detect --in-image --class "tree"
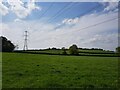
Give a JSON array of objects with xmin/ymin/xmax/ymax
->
[
  {"xmin": 62, "ymin": 47, "xmax": 67, "ymax": 55},
  {"xmin": 116, "ymin": 46, "xmax": 120, "ymax": 53},
  {"xmin": 69, "ymin": 44, "xmax": 79, "ymax": 55},
  {"xmin": 0, "ymin": 36, "xmax": 15, "ymax": 52},
  {"xmin": 52, "ymin": 47, "xmax": 56, "ymax": 50}
]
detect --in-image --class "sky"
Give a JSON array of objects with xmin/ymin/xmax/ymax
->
[{"xmin": 0, "ymin": 0, "xmax": 119, "ymax": 51}]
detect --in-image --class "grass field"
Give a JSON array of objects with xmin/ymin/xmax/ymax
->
[
  {"xmin": 2, "ymin": 52, "xmax": 118, "ymax": 88},
  {"xmin": 0, "ymin": 53, "xmax": 2, "ymax": 89}
]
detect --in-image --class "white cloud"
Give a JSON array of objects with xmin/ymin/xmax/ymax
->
[
  {"xmin": 8, "ymin": 0, "xmax": 41, "ymax": 18},
  {"xmin": 102, "ymin": 0, "xmax": 119, "ymax": 2},
  {"xmin": 0, "ymin": 0, "xmax": 41, "ymax": 18},
  {"xmin": 83, "ymin": 34, "xmax": 118, "ymax": 49},
  {"xmin": 1, "ymin": 9, "xmax": 118, "ymax": 51},
  {"xmin": 62, "ymin": 17, "xmax": 79, "ymax": 25},
  {"xmin": 1, "ymin": 1, "xmax": 118, "ymax": 51},
  {"xmin": 61, "ymin": 12, "xmax": 118, "ymax": 33},
  {"xmin": 0, "ymin": 1, "xmax": 9, "ymax": 15},
  {"xmin": 104, "ymin": 2, "xmax": 118, "ymax": 12},
  {"xmin": 14, "ymin": 18, "xmax": 22, "ymax": 22}
]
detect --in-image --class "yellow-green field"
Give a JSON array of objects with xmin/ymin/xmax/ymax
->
[{"xmin": 2, "ymin": 52, "xmax": 118, "ymax": 89}]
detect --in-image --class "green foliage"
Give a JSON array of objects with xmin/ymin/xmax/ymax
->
[
  {"xmin": 116, "ymin": 46, "xmax": 120, "ymax": 53},
  {"xmin": 0, "ymin": 36, "xmax": 15, "ymax": 52},
  {"xmin": 24, "ymin": 49, "xmax": 117, "ymax": 57},
  {"xmin": 62, "ymin": 47, "xmax": 67, "ymax": 55},
  {"xmin": 2, "ymin": 53, "xmax": 118, "ymax": 88},
  {"xmin": 69, "ymin": 44, "xmax": 79, "ymax": 55}
]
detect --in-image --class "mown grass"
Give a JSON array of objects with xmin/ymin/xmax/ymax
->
[{"xmin": 2, "ymin": 52, "xmax": 118, "ymax": 88}]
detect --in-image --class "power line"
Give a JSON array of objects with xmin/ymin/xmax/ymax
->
[
  {"xmin": 77, "ymin": 17, "xmax": 119, "ymax": 31},
  {"xmin": 49, "ymin": 2, "xmax": 102, "ymax": 24},
  {"xmin": 48, "ymin": 2, "xmax": 78, "ymax": 21},
  {"xmin": 39, "ymin": 3, "xmax": 54, "ymax": 21},
  {"xmin": 76, "ymin": 3, "xmax": 101, "ymax": 18},
  {"xmin": 46, "ymin": 2, "xmax": 75, "ymax": 23},
  {"xmin": 47, "ymin": 17, "xmax": 119, "ymax": 38},
  {"xmin": 38, "ymin": 17, "xmax": 119, "ymax": 42},
  {"xmin": 58, "ymin": 17, "xmax": 119, "ymax": 36},
  {"xmin": 54, "ymin": 3, "xmax": 102, "ymax": 29},
  {"xmin": 38, "ymin": 2, "xmax": 102, "ymax": 30},
  {"xmin": 31, "ymin": 2, "xmax": 76, "ymax": 32}
]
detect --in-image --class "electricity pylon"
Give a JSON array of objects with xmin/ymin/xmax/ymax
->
[{"xmin": 23, "ymin": 31, "xmax": 28, "ymax": 51}]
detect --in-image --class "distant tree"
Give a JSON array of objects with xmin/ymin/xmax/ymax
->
[
  {"xmin": 69, "ymin": 44, "xmax": 79, "ymax": 55},
  {"xmin": 48, "ymin": 48, "xmax": 51, "ymax": 50},
  {"xmin": 91, "ymin": 48, "xmax": 103, "ymax": 51},
  {"xmin": 0, "ymin": 36, "xmax": 15, "ymax": 52},
  {"xmin": 116, "ymin": 46, "xmax": 120, "ymax": 53},
  {"xmin": 0, "ymin": 37, "xmax": 1, "ymax": 52},
  {"xmin": 62, "ymin": 47, "xmax": 67, "ymax": 55},
  {"xmin": 52, "ymin": 47, "xmax": 56, "ymax": 50}
]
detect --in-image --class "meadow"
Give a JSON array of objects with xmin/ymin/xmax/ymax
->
[{"xmin": 2, "ymin": 52, "xmax": 118, "ymax": 89}]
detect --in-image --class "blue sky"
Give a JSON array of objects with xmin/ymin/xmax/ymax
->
[
  {"xmin": 2, "ymin": 2, "xmax": 104, "ymax": 23},
  {"xmin": 0, "ymin": 1, "xmax": 119, "ymax": 51}
]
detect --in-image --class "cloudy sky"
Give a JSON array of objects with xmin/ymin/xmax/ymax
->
[{"xmin": 0, "ymin": 0, "xmax": 119, "ymax": 51}]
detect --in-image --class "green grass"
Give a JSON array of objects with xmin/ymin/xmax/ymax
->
[
  {"xmin": 2, "ymin": 52, "xmax": 118, "ymax": 88},
  {"xmin": 0, "ymin": 53, "xmax": 2, "ymax": 89}
]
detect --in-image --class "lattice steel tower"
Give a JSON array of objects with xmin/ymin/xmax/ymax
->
[{"xmin": 23, "ymin": 31, "xmax": 28, "ymax": 50}]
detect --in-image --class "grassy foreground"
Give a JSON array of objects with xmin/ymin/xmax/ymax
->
[
  {"xmin": 2, "ymin": 53, "xmax": 118, "ymax": 88},
  {"xmin": 0, "ymin": 53, "xmax": 2, "ymax": 89}
]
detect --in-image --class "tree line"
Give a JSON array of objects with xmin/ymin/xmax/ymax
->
[
  {"xmin": 0, "ymin": 36, "xmax": 15, "ymax": 52},
  {"xmin": 1, "ymin": 36, "xmax": 120, "ymax": 54}
]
